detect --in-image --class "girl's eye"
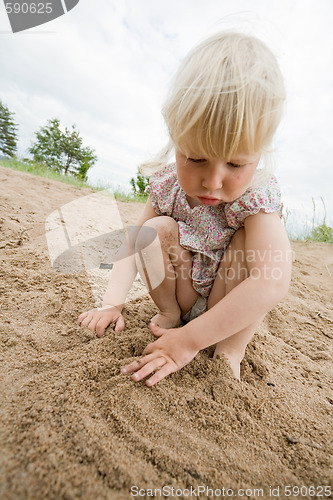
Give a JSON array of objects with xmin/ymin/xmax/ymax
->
[
  {"xmin": 188, "ymin": 158, "xmax": 206, "ymax": 164},
  {"xmin": 227, "ymin": 162, "xmax": 243, "ymax": 168}
]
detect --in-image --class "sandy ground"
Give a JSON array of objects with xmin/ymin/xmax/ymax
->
[{"xmin": 0, "ymin": 165, "xmax": 332, "ymax": 500}]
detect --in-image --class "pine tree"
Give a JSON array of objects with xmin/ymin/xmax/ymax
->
[{"xmin": 0, "ymin": 100, "xmax": 18, "ymax": 157}]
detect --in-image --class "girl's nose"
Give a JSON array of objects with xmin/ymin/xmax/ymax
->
[{"xmin": 202, "ymin": 166, "xmax": 224, "ymax": 191}]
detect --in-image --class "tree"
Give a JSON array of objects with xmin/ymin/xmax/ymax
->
[
  {"xmin": 29, "ymin": 118, "xmax": 97, "ymax": 181},
  {"xmin": 0, "ymin": 100, "xmax": 18, "ymax": 157},
  {"xmin": 130, "ymin": 168, "xmax": 150, "ymax": 196}
]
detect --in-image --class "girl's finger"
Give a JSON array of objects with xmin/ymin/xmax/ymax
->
[
  {"xmin": 121, "ymin": 353, "xmax": 157, "ymax": 374},
  {"xmin": 131, "ymin": 356, "xmax": 167, "ymax": 382},
  {"xmin": 95, "ymin": 317, "xmax": 107, "ymax": 337},
  {"xmin": 87, "ymin": 316, "xmax": 99, "ymax": 333},
  {"xmin": 114, "ymin": 315, "xmax": 125, "ymax": 333},
  {"xmin": 146, "ymin": 363, "xmax": 174, "ymax": 387},
  {"xmin": 142, "ymin": 342, "xmax": 155, "ymax": 356},
  {"xmin": 80, "ymin": 313, "xmax": 93, "ymax": 327},
  {"xmin": 142, "ymin": 338, "xmax": 164, "ymax": 356},
  {"xmin": 77, "ymin": 311, "xmax": 88, "ymax": 325}
]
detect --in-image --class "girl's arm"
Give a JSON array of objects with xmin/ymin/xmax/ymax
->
[
  {"xmin": 187, "ymin": 210, "xmax": 292, "ymax": 351},
  {"xmin": 78, "ymin": 195, "xmax": 159, "ymax": 336},
  {"xmin": 122, "ymin": 210, "xmax": 292, "ymax": 385},
  {"xmin": 102, "ymin": 195, "xmax": 159, "ymax": 309}
]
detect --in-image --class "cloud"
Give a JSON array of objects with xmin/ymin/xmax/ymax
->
[{"xmin": 0, "ymin": 0, "xmax": 332, "ymax": 227}]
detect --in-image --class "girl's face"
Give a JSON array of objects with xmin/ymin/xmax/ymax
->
[{"xmin": 175, "ymin": 150, "xmax": 261, "ymax": 207}]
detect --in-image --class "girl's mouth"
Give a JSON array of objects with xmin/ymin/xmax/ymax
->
[{"xmin": 197, "ymin": 196, "xmax": 221, "ymax": 206}]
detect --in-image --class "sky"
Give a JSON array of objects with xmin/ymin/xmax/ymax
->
[{"xmin": 1, "ymin": 0, "xmax": 332, "ymax": 236}]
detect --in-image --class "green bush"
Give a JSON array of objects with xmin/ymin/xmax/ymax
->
[
  {"xmin": 130, "ymin": 168, "xmax": 149, "ymax": 196},
  {"xmin": 307, "ymin": 223, "xmax": 333, "ymax": 243}
]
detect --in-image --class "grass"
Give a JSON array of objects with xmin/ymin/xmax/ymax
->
[
  {"xmin": 0, "ymin": 157, "xmax": 149, "ymax": 203},
  {"xmin": 306, "ymin": 223, "xmax": 333, "ymax": 243},
  {"xmin": 283, "ymin": 197, "xmax": 333, "ymax": 243},
  {"xmin": 1, "ymin": 157, "xmax": 331, "ymax": 243},
  {"xmin": 111, "ymin": 191, "xmax": 149, "ymax": 203},
  {"xmin": 303, "ymin": 198, "xmax": 333, "ymax": 243},
  {"xmin": 0, "ymin": 157, "xmax": 94, "ymax": 189}
]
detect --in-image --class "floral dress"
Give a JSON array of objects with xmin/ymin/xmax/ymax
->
[{"xmin": 149, "ymin": 163, "xmax": 283, "ymax": 297}]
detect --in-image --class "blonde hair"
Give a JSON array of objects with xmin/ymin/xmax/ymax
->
[{"xmin": 140, "ymin": 31, "xmax": 285, "ymax": 175}]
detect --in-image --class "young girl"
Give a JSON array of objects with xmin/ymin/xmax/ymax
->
[{"xmin": 78, "ymin": 31, "xmax": 292, "ymax": 386}]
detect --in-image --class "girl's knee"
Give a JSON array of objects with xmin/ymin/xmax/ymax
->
[
  {"xmin": 136, "ymin": 216, "xmax": 178, "ymax": 252},
  {"xmin": 143, "ymin": 216, "xmax": 176, "ymax": 232},
  {"xmin": 147, "ymin": 216, "xmax": 178, "ymax": 241}
]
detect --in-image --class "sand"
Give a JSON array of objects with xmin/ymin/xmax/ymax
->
[{"xmin": 0, "ymin": 165, "xmax": 332, "ymax": 500}]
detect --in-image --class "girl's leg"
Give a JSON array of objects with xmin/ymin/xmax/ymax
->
[
  {"xmin": 207, "ymin": 228, "xmax": 264, "ymax": 379},
  {"xmin": 135, "ymin": 216, "xmax": 199, "ymax": 329}
]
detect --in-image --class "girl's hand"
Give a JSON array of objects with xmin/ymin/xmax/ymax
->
[
  {"xmin": 121, "ymin": 323, "xmax": 199, "ymax": 386},
  {"xmin": 77, "ymin": 305, "xmax": 125, "ymax": 337}
]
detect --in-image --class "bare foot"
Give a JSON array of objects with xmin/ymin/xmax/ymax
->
[
  {"xmin": 213, "ymin": 348, "xmax": 242, "ymax": 380},
  {"xmin": 150, "ymin": 311, "xmax": 182, "ymax": 333}
]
